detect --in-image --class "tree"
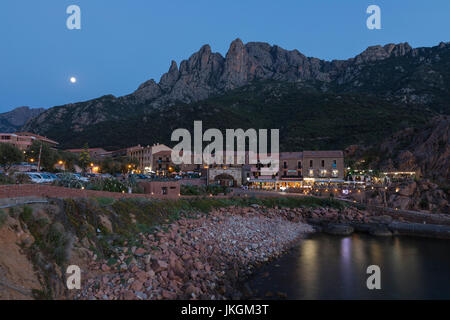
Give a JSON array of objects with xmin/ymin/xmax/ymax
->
[
  {"xmin": 120, "ymin": 156, "xmax": 139, "ymax": 174},
  {"xmin": 0, "ymin": 143, "xmax": 23, "ymax": 172},
  {"xmin": 78, "ymin": 143, "xmax": 91, "ymax": 173},
  {"xmin": 27, "ymin": 140, "xmax": 58, "ymax": 172},
  {"xmin": 59, "ymin": 151, "xmax": 78, "ymax": 172},
  {"xmin": 99, "ymin": 157, "xmax": 120, "ymax": 175}
]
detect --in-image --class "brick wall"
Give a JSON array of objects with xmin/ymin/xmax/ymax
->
[
  {"xmin": 179, "ymin": 178, "xmax": 207, "ymax": 186},
  {"xmin": 0, "ymin": 184, "xmax": 180, "ymax": 200},
  {"xmin": 138, "ymin": 181, "xmax": 180, "ymax": 197}
]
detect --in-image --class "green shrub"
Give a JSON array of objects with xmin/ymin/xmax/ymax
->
[
  {"xmin": 0, "ymin": 210, "xmax": 7, "ymax": 228},
  {"xmin": 14, "ymin": 173, "xmax": 31, "ymax": 184},
  {"xmin": 53, "ymin": 173, "xmax": 85, "ymax": 189},
  {"xmin": 20, "ymin": 206, "xmax": 33, "ymax": 224},
  {"xmin": 180, "ymin": 184, "xmax": 230, "ymax": 196},
  {"xmin": 86, "ymin": 178, "xmax": 127, "ymax": 193},
  {"xmin": 0, "ymin": 174, "xmax": 14, "ymax": 185},
  {"xmin": 46, "ymin": 224, "xmax": 69, "ymax": 265},
  {"xmin": 95, "ymin": 197, "xmax": 116, "ymax": 206}
]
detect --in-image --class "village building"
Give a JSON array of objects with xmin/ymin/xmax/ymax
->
[
  {"xmin": 125, "ymin": 142, "xmax": 345, "ymax": 190},
  {"xmin": 127, "ymin": 143, "xmax": 174, "ymax": 176},
  {"xmin": 247, "ymin": 150, "xmax": 344, "ymax": 190},
  {"xmin": 0, "ymin": 132, "xmax": 59, "ymax": 151}
]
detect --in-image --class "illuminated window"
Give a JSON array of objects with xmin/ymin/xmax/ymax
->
[
  {"xmin": 309, "ymin": 169, "xmax": 314, "ymax": 177},
  {"xmin": 332, "ymin": 169, "xmax": 338, "ymax": 177}
]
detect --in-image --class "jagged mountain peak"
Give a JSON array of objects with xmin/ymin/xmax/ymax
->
[
  {"xmin": 22, "ymin": 40, "xmax": 450, "ymax": 140},
  {"xmin": 352, "ymin": 42, "xmax": 413, "ymax": 64},
  {"xmin": 131, "ymin": 39, "xmax": 429, "ymax": 105}
]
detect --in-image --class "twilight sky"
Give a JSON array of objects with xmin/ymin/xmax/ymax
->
[{"xmin": 0, "ymin": 0, "xmax": 449, "ymax": 113}]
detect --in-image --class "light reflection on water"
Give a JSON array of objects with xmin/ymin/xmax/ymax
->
[{"xmin": 248, "ymin": 233, "xmax": 450, "ymax": 299}]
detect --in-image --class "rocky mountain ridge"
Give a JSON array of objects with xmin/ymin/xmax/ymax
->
[
  {"xmin": 0, "ymin": 106, "xmax": 44, "ymax": 133},
  {"xmin": 23, "ymin": 39, "xmax": 450, "ymax": 133}
]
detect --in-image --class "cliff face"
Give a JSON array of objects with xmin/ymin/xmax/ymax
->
[
  {"xmin": 22, "ymin": 39, "xmax": 450, "ymax": 136},
  {"xmin": 379, "ymin": 116, "xmax": 450, "ymax": 183},
  {"xmin": 127, "ymin": 40, "xmax": 433, "ymax": 106},
  {"xmin": 0, "ymin": 107, "xmax": 44, "ymax": 133}
]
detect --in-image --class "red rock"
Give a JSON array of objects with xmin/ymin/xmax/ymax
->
[
  {"xmin": 135, "ymin": 247, "xmax": 146, "ymax": 256},
  {"xmin": 101, "ymin": 264, "xmax": 110, "ymax": 272},
  {"xmin": 123, "ymin": 290, "xmax": 135, "ymax": 300},
  {"xmin": 135, "ymin": 271, "xmax": 147, "ymax": 282},
  {"xmin": 151, "ymin": 259, "xmax": 168, "ymax": 273},
  {"xmin": 181, "ymin": 254, "xmax": 190, "ymax": 261},
  {"xmin": 174, "ymin": 261, "xmax": 185, "ymax": 275},
  {"xmin": 162, "ymin": 290, "xmax": 176, "ymax": 299},
  {"xmin": 131, "ymin": 280, "xmax": 143, "ymax": 292},
  {"xmin": 185, "ymin": 285, "xmax": 198, "ymax": 296},
  {"xmin": 131, "ymin": 265, "xmax": 139, "ymax": 273}
]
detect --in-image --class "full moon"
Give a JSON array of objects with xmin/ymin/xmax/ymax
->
[{"xmin": 70, "ymin": 77, "xmax": 77, "ymax": 83}]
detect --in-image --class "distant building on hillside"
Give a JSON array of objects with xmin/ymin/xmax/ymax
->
[
  {"xmin": 0, "ymin": 132, "xmax": 58, "ymax": 150},
  {"xmin": 127, "ymin": 143, "xmax": 174, "ymax": 176}
]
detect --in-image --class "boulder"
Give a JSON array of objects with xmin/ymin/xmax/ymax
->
[
  {"xmin": 324, "ymin": 224, "xmax": 354, "ymax": 236},
  {"xmin": 369, "ymin": 227, "xmax": 393, "ymax": 237},
  {"xmin": 369, "ymin": 215, "xmax": 393, "ymax": 224},
  {"xmin": 151, "ymin": 259, "xmax": 168, "ymax": 273},
  {"xmin": 398, "ymin": 181, "xmax": 417, "ymax": 197}
]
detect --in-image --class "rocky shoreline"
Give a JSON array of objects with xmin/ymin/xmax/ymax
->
[
  {"xmin": 75, "ymin": 205, "xmax": 314, "ymax": 300},
  {"xmin": 72, "ymin": 202, "xmax": 450, "ymax": 300},
  {"xmin": 2, "ymin": 196, "xmax": 449, "ymax": 300}
]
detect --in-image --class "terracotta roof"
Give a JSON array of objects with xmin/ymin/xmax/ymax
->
[
  {"xmin": 66, "ymin": 148, "xmax": 107, "ymax": 153},
  {"xmin": 151, "ymin": 144, "xmax": 172, "ymax": 154},
  {"xmin": 303, "ymin": 150, "xmax": 343, "ymax": 157},
  {"xmin": 14, "ymin": 132, "xmax": 59, "ymax": 145},
  {"xmin": 280, "ymin": 152, "xmax": 303, "ymax": 159}
]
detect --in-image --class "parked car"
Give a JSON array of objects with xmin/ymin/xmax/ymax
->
[
  {"xmin": 23, "ymin": 172, "xmax": 47, "ymax": 184},
  {"xmin": 73, "ymin": 173, "xmax": 90, "ymax": 182},
  {"xmin": 46, "ymin": 173, "xmax": 59, "ymax": 181},
  {"xmin": 131, "ymin": 174, "xmax": 148, "ymax": 180},
  {"xmin": 39, "ymin": 173, "xmax": 56, "ymax": 183},
  {"xmin": 56, "ymin": 172, "xmax": 89, "ymax": 183}
]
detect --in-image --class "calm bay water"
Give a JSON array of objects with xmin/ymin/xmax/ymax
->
[{"xmin": 247, "ymin": 233, "xmax": 450, "ymax": 299}]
